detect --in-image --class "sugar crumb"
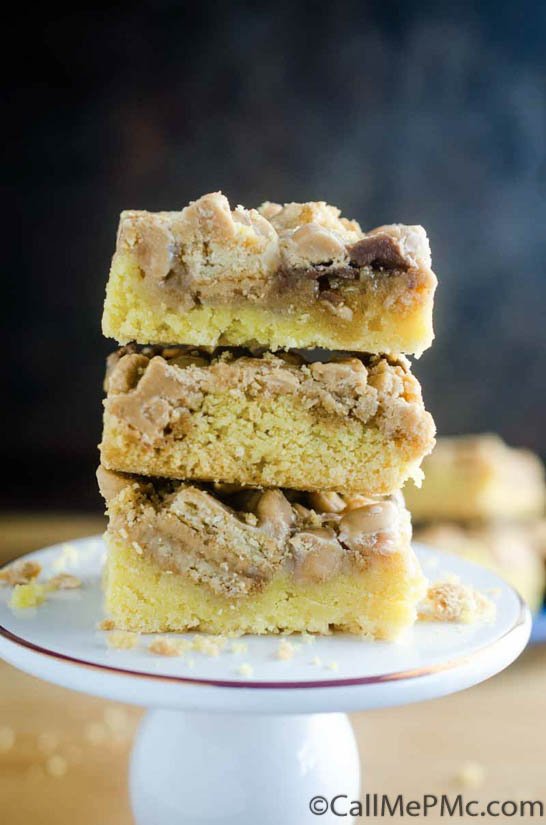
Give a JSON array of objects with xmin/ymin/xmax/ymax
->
[
  {"xmin": 10, "ymin": 581, "xmax": 46, "ymax": 609},
  {"xmin": 192, "ymin": 635, "xmax": 227, "ymax": 657},
  {"xmin": 0, "ymin": 560, "xmax": 41, "ymax": 586},
  {"xmin": 149, "ymin": 637, "xmax": 190, "ymax": 657},
  {"xmin": 52, "ymin": 543, "xmax": 79, "ymax": 572},
  {"xmin": 103, "ymin": 706, "xmax": 131, "ymax": 733},
  {"xmin": 237, "ymin": 663, "xmax": 253, "ymax": 678},
  {"xmin": 231, "ymin": 640, "xmax": 248, "ymax": 655},
  {"xmin": 276, "ymin": 639, "xmax": 296, "ymax": 660},
  {"xmin": 46, "ymin": 573, "xmax": 82, "ymax": 591},
  {"xmin": 327, "ymin": 661, "xmax": 339, "ymax": 672},
  {"xmin": 85, "ymin": 722, "xmax": 108, "ymax": 746},
  {"xmin": 0, "ymin": 726, "xmax": 15, "ymax": 753},
  {"xmin": 97, "ymin": 618, "xmax": 116, "ymax": 631},
  {"xmin": 106, "ymin": 631, "xmax": 140, "ymax": 650},
  {"xmin": 311, "ymin": 656, "xmax": 323, "ymax": 666},
  {"xmin": 455, "ymin": 761, "xmax": 486, "ymax": 788},
  {"xmin": 46, "ymin": 754, "xmax": 68, "ymax": 778}
]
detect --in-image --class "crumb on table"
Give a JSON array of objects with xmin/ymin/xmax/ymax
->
[
  {"xmin": 0, "ymin": 726, "xmax": 16, "ymax": 753},
  {"xmin": 456, "ymin": 761, "xmax": 486, "ymax": 788},
  {"xmin": 45, "ymin": 754, "xmax": 68, "ymax": 778}
]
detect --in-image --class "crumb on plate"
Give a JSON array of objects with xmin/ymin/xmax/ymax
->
[
  {"xmin": 37, "ymin": 731, "xmax": 60, "ymax": 755},
  {"xmin": 106, "ymin": 631, "xmax": 140, "ymax": 650},
  {"xmin": 46, "ymin": 573, "xmax": 82, "ymax": 591},
  {"xmin": 276, "ymin": 639, "xmax": 296, "ymax": 660},
  {"xmin": 0, "ymin": 560, "xmax": 41, "ymax": 586},
  {"xmin": 97, "ymin": 618, "xmax": 116, "ymax": 631},
  {"xmin": 10, "ymin": 581, "xmax": 46, "ymax": 609},
  {"xmin": 148, "ymin": 637, "xmax": 191, "ymax": 657},
  {"xmin": 419, "ymin": 582, "xmax": 495, "ymax": 623}
]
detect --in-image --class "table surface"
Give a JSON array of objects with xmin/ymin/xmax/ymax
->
[{"xmin": 1, "ymin": 513, "xmax": 545, "ymax": 824}]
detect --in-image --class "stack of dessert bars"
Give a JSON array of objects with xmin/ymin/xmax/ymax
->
[{"xmin": 97, "ymin": 192, "xmax": 437, "ymax": 640}]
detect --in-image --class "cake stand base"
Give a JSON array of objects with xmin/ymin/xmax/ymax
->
[
  {"xmin": 0, "ymin": 538, "xmax": 532, "ymax": 825},
  {"xmin": 130, "ymin": 710, "xmax": 360, "ymax": 824}
]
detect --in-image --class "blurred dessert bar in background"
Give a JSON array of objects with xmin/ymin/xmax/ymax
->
[
  {"xmin": 100, "ymin": 346, "xmax": 435, "ymax": 495},
  {"xmin": 98, "ymin": 467, "xmax": 426, "ymax": 638},
  {"xmin": 417, "ymin": 522, "xmax": 545, "ymax": 612},
  {"xmin": 405, "ymin": 433, "xmax": 545, "ymax": 522},
  {"xmin": 102, "ymin": 192, "xmax": 437, "ymax": 355},
  {"xmin": 408, "ymin": 434, "xmax": 546, "ymax": 610}
]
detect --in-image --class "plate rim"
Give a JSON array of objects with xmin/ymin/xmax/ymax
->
[{"xmin": 0, "ymin": 537, "xmax": 530, "ymax": 691}]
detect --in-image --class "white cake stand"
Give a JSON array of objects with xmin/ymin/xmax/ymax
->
[{"xmin": 0, "ymin": 537, "xmax": 530, "ymax": 825}]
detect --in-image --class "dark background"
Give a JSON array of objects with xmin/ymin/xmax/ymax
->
[{"xmin": 4, "ymin": 1, "xmax": 545, "ymax": 511}]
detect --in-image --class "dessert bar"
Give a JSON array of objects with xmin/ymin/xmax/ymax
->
[
  {"xmin": 405, "ymin": 434, "xmax": 545, "ymax": 523},
  {"xmin": 100, "ymin": 346, "xmax": 435, "ymax": 494},
  {"xmin": 102, "ymin": 192, "xmax": 437, "ymax": 355}
]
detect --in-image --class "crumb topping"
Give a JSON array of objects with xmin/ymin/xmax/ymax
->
[
  {"xmin": 103, "ymin": 345, "xmax": 433, "ymax": 448},
  {"xmin": 112, "ymin": 191, "xmax": 434, "ymax": 316}
]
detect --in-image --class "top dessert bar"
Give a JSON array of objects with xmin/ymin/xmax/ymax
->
[
  {"xmin": 102, "ymin": 192, "xmax": 437, "ymax": 354},
  {"xmin": 405, "ymin": 434, "xmax": 546, "ymax": 523}
]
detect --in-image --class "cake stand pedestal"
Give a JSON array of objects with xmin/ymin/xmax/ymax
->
[{"xmin": 0, "ymin": 538, "xmax": 531, "ymax": 825}]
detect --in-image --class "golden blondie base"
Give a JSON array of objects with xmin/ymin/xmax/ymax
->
[
  {"xmin": 103, "ymin": 255, "xmax": 434, "ymax": 354},
  {"xmin": 102, "ymin": 398, "xmax": 430, "ymax": 495},
  {"xmin": 104, "ymin": 536, "xmax": 426, "ymax": 639}
]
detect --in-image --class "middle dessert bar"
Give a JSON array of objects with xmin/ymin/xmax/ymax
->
[{"xmin": 100, "ymin": 347, "xmax": 435, "ymax": 495}]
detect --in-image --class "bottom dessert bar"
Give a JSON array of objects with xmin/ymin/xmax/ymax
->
[{"xmin": 98, "ymin": 467, "xmax": 426, "ymax": 639}]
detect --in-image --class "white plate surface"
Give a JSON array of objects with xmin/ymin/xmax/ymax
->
[{"xmin": 0, "ymin": 537, "xmax": 530, "ymax": 713}]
